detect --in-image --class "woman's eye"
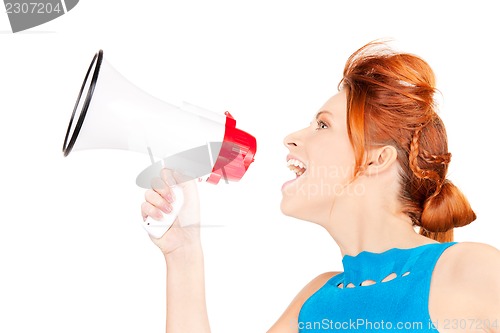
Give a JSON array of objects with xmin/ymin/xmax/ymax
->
[{"xmin": 316, "ymin": 120, "xmax": 328, "ymax": 130}]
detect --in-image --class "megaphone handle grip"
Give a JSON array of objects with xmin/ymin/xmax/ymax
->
[{"xmin": 142, "ymin": 186, "xmax": 184, "ymax": 239}]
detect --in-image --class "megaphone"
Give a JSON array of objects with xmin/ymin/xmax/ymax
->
[{"xmin": 62, "ymin": 50, "xmax": 257, "ymax": 238}]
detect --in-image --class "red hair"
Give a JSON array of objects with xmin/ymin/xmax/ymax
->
[{"xmin": 340, "ymin": 42, "xmax": 476, "ymax": 242}]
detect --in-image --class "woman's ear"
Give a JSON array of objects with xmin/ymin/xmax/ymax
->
[{"xmin": 365, "ymin": 145, "xmax": 398, "ymax": 176}]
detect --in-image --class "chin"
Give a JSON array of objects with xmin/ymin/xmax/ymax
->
[
  {"xmin": 280, "ymin": 198, "xmax": 308, "ymax": 221},
  {"xmin": 280, "ymin": 197, "xmax": 297, "ymax": 218},
  {"xmin": 279, "ymin": 198, "xmax": 291, "ymax": 216}
]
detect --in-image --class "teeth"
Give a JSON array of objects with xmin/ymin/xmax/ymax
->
[
  {"xmin": 287, "ymin": 158, "xmax": 307, "ymax": 176},
  {"xmin": 286, "ymin": 158, "xmax": 306, "ymax": 169}
]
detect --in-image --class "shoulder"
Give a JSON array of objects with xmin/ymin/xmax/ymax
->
[
  {"xmin": 293, "ymin": 271, "xmax": 340, "ymax": 304},
  {"xmin": 430, "ymin": 242, "xmax": 500, "ymax": 320},
  {"xmin": 267, "ymin": 271, "xmax": 341, "ymax": 333},
  {"xmin": 437, "ymin": 242, "xmax": 500, "ymax": 284}
]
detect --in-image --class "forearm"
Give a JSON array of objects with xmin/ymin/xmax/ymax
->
[{"xmin": 165, "ymin": 243, "xmax": 211, "ymax": 333}]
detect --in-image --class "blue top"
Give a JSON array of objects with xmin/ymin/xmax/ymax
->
[{"xmin": 298, "ymin": 242, "xmax": 458, "ymax": 332}]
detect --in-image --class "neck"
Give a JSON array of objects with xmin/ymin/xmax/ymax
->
[{"xmin": 324, "ymin": 190, "xmax": 437, "ymax": 258}]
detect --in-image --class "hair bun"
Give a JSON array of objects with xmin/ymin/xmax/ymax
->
[{"xmin": 420, "ymin": 180, "xmax": 476, "ymax": 232}]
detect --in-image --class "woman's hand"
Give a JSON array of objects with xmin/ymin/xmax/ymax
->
[
  {"xmin": 142, "ymin": 169, "xmax": 210, "ymax": 333},
  {"xmin": 141, "ymin": 168, "xmax": 201, "ymax": 257}
]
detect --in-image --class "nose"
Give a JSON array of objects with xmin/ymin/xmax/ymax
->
[{"xmin": 283, "ymin": 129, "xmax": 301, "ymax": 148}]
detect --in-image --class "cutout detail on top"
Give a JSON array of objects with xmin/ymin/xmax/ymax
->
[
  {"xmin": 339, "ymin": 271, "xmax": 412, "ymax": 289},
  {"xmin": 360, "ymin": 279, "xmax": 377, "ymax": 286},
  {"xmin": 381, "ymin": 272, "xmax": 397, "ymax": 282}
]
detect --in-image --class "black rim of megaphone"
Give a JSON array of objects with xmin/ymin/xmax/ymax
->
[{"xmin": 62, "ymin": 50, "xmax": 104, "ymax": 156}]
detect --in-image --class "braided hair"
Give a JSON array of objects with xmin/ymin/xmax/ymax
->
[{"xmin": 340, "ymin": 41, "xmax": 476, "ymax": 242}]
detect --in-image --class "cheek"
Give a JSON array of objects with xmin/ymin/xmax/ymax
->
[
  {"xmin": 311, "ymin": 134, "xmax": 355, "ymax": 175},
  {"xmin": 308, "ymin": 153, "xmax": 356, "ymax": 188}
]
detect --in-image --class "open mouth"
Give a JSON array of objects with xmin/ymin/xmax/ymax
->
[{"xmin": 287, "ymin": 158, "xmax": 307, "ymax": 178}]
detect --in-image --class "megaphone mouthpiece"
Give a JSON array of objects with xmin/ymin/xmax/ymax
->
[{"xmin": 206, "ymin": 111, "xmax": 256, "ymax": 184}]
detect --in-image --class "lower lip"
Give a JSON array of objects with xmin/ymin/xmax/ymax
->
[
  {"xmin": 281, "ymin": 178, "xmax": 296, "ymax": 191},
  {"xmin": 281, "ymin": 174, "xmax": 304, "ymax": 191}
]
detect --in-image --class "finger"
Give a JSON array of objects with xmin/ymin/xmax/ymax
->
[
  {"xmin": 141, "ymin": 201, "xmax": 164, "ymax": 221},
  {"xmin": 150, "ymin": 177, "xmax": 174, "ymax": 203},
  {"xmin": 160, "ymin": 168, "xmax": 178, "ymax": 201},
  {"xmin": 145, "ymin": 189, "xmax": 172, "ymax": 214}
]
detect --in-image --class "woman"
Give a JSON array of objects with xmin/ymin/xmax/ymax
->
[{"xmin": 141, "ymin": 42, "xmax": 500, "ymax": 332}]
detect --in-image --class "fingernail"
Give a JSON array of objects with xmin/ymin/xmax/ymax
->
[
  {"xmin": 166, "ymin": 193, "xmax": 174, "ymax": 203},
  {"xmin": 164, "ymin": 204, "xmax": 172, "ymax": 213}
]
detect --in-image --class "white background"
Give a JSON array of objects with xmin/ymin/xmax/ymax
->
[{"xmin": 1, "ymin": 1, "xmax": 499, "ymax": 332}]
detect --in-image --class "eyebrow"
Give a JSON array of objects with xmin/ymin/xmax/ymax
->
[{"xmin": 315, "ymin": 110, "xmax": 333, "ymax": 120}]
